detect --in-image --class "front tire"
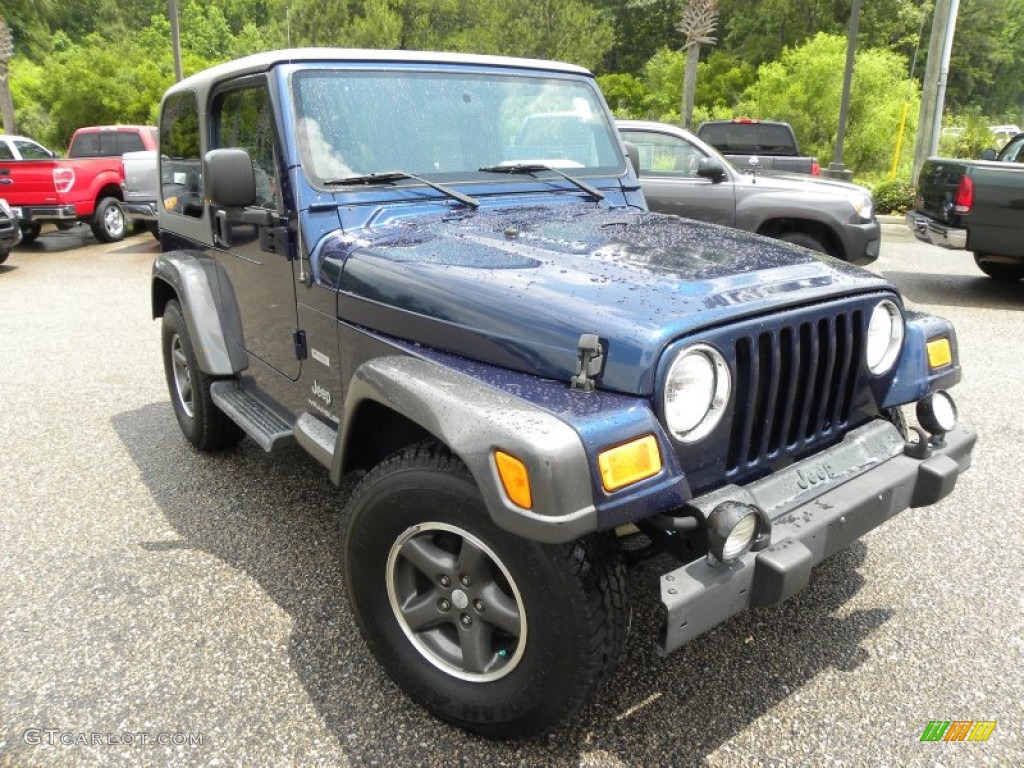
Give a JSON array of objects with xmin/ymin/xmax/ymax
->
[
  {"xmin": 778, "ymin": 230, "xmax": 828, "ymax": 255},
  {"xmin": 343, "ymin": 442, "xmax": 628, "ymax": 737},
  {"xmin": 161, "ymin": 299, "xmax": 242, "ymax": 451},
  {"xmin": 91, "ymin": 197, "xmax": 126, "ymax": 243}
]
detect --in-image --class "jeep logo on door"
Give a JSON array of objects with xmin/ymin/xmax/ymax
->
[{"xmin": 311, "ymin": 380, "xmax": 332, "ymax": 406}]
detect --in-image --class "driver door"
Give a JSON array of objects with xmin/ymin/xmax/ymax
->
[{"xmin": 209, "ymin": 79, "xmax": 301, "ymax": 380}]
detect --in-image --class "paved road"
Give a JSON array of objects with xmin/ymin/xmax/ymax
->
[{"xmin": 1, "ymin": 223, "xmax": 1021, "ymax": 766}]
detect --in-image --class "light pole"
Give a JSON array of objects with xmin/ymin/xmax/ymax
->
[
  {"xmin": 822, "ymin": 0, "xmax": 860, "ymax": 181},
  {"xmin": 169, "ymin": 0, "xmax": 183, "ymax": 82}
]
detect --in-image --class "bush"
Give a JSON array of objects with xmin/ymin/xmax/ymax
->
[{"xmin": 872, "ymin": 179, "xmax": 916, "ymax": 215}]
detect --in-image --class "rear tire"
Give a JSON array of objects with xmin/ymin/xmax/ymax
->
[
  {"xmin": 343, "ymin": 441, "xmax": 628, "ymax": 737},
  {"xmin": 161, "ymin": 299, "xmax": 243, "ymax": 451},
  {"xmin": 974, "ymin": 253, "xmax": 1024, "ymax": 281},
  {"xmin": 90, "ymin": 197, "xmax": 126, "ymax": 243},
  {"xmin": 19, "ymin": 222, "xmax": 41, "ymax": 244}
]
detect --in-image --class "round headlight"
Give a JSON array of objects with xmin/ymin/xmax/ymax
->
[
  {"xmin": 866, "ymin": 300, "xmax": 904, "ymax": 375},
  {"xmin": 664, "ymin": 344, "xmax": 731, "ymax": 442}
]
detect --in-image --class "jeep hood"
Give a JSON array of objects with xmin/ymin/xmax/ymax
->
[{"xmin": 316, "ymin": 205, "xmax": 893, "ymax": 395}]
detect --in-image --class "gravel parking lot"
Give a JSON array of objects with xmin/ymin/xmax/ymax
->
[{"xmin": 1, "ymin": 222, "xmax": 1021, "ymax": 766}]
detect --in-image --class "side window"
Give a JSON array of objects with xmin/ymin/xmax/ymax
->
[
  {"xmin": 620, "ymin": 131, "xmax": 706, "ymax": 178},
  {"xmin": 15, "ymin": 140, "xmax": 52, "ymax": 160},
  {"xmin": 160, "ymin": 90, "xmax": 203, "ymax": 218},
  {"xmin": 1003, "ymin": 136, "xmax": 1024, "ymax": 163},
  {"xmin": 213, "ymin": 82, "xmax": 280, "ymax": 210},
  {"xmin": 0, "ymin": 141, "xmax": 15, "ymax": 160}
]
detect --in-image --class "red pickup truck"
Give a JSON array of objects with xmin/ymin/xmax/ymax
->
[{"xmin": 0, "ymin": 125, "xmax": 158, "ymax": 243}]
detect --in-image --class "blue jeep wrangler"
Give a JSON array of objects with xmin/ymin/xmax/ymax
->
[{"xmin": 151, "ymin": 49, "xmax": 975, "ymax": 737}]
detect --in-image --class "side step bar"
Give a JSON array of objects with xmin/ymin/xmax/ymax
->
[{"xmin": 210, "ymin": 381, "xmax": 294, "ymax": 451}]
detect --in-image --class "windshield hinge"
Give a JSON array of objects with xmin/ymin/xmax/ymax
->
[
  {"xmin": 260, "ymin": 217, "xmax": 293, "ymax": 259},
  {"xmin": 293, "ymin": 329, "xmax": 308, "ymax": 360},
  {"xmin": 571, "ymin": 334, "xmax": 605, "ymax": 392}
]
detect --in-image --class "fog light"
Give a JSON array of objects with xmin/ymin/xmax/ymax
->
[
  {"xmin": 917, "ymin": 391, "xmax": 957, "ymax": 436},
  {"xmin": 706, "ymin": 501, "xmax": 766, "ymax": 565}
]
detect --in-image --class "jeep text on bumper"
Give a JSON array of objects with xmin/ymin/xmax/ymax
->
[{"xmin": 150, "ymin": 49, "xmax": 975, "ymax": 738}]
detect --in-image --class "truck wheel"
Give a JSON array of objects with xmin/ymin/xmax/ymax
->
[
  {"xmin": 343, "ymin": 441, "xmax": 628, "ymax": 737},
  {"xmin": 145, "ymin": 221, "xmax": 160, "ymax": 240},
  {"xmin": 19, "ymin": 222, "xmax": 41, "ymax": 244},
  {"xmin": 90, "ymin": 197, "xmax": 126, "ymax": 243},
  {"xmin": 0, "ymin": 248, "xmax": 8, "ymax": 265},
  {"xmin": 974, "ymin": 253, "xmax": 1024, "ymax": 281},
  {"xmin": 778, "ymin": 230, "xmax": 828, "ymax": 255},
  {"xmin": 161, "ymin": 299, "xmax": 243, "ymax": 451}
]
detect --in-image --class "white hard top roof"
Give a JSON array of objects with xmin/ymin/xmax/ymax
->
[{"xmin": 171, "ymin": 48, "xmax": 592, "ymax": 94}]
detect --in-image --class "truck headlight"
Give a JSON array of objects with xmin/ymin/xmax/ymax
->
[
  {"xmin": 866, "ymin": 300, "xmax": 904, "ymax": 375},
  {"xmin": 849, "ymin": 192, "xmax": 874, "ymax": 221},
  {"xmin": 664, "ymin": 344, "xmax": 730, "ymax": 443}
]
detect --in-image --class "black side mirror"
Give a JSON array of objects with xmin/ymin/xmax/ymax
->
[
  {"xmin": 204, "ymin": 148, "xmax": 257, "ymax": 208},
  {"xmin": 697, "ymin": 158, "xmax": 727, "ymax": 182},
  {"xmin": 980, "ymin": 148, "xmax": 998, "ymax": 161}
]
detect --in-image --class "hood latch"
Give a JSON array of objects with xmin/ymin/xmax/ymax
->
[{"xmin": 571, "ymin": 334, "xmax": 605, "ymax": 392}]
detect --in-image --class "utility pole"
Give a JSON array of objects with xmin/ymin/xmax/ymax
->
[
  {"xmin": 912, "ymin": 0, "xmax": 960, "ymax": 182},
  {"xmin": 169, "ymin": 0, "xmax": 184, "ymax": 82}
]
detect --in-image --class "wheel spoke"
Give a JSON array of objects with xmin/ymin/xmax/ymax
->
[
  {"xmin": 477, "ymin": 583, "xmax": 522, "ymax": 636},
  {"xmin": 400, "ymin": 591, "xmax": 449, "ymax": 632},
  {"xmin": 456, "ymin": 538, "xmax": 490, "ymax": 581},
  {"xmin": 459, "ymin": 622, "xmax": 495, "ymax": 674},
  {"xmin": 172, "ymin": 346, "xmax": 188, "ymax": 370},
  {"xmin": 400, "ymin": 535, "xmax": 456, "ymax": 579}
]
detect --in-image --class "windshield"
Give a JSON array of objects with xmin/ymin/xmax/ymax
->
[{"xmin": 291, "ymin": 68, "xmax": 623, "ymax": 185}]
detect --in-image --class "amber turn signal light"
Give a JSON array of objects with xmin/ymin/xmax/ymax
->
[
  {"xmin": 598, "ymin": 435, "xmax": 662, "ymax": 492},
  {"xmin": 494, "ymin": 450, "xmax": 532, "ymax": 509},
  {"xmin": 927, "ymin": 337, "xmax": 952, "ymax": 369}
]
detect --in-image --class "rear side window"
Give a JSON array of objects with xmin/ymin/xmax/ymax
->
[
  {"xmin": 160, "ymin": 91, "xmax": 204, "ymax": 218},
  {"xmin": 0, "ymin": 142, "xmax": 12, "ymax": 160},
  {"xmin": 69, "ymin": 131, "xmax": 147, "ymax": 157}
]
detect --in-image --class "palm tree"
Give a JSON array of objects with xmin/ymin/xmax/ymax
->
[{"xmin": 677, "ymin": 0, "xmax": 718, "ymax": 129}]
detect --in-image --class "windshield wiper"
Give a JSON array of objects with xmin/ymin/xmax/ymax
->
[
  {"xmin": 323, "ymin": 171, "xmax": 479, "ymax": 208},
  {"xmin": 478, "ymin": 163, "xmax": 604, "ymax": 201}
]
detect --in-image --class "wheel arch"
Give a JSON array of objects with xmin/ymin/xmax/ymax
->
[
  {"xmin": 333, "ymin": 355, "xmax": 599, "ymax": 543},
  {"xmin": 151, "ymin": 249, "xmax": 248, "ymax": 376},
  {"xmin": 756, "ymin": 217, "xmax": 842, "ymax": 257}
]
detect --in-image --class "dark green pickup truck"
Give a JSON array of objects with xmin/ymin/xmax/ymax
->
[{"xmin": 906, "ymin": 133, "xmax": 1024, "ymax": 280}]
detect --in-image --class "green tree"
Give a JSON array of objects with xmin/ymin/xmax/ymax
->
[{"xmin": 738, "ymin": 32, "xmax": 920, "ymax": 178}]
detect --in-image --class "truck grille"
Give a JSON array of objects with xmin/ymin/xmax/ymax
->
[{"xmin": 726, "ymin": 307, "xmax": 864, "ymax": 474}]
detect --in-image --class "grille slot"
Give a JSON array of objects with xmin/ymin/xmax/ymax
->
[{"xmin": 727, "ymin": 308, "xmax": 863, "ymax": 473}]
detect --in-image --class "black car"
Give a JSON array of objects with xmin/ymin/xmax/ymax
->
[{"xmin": 0, "ymin": 197, "xmax": 21, "ymax": 265}]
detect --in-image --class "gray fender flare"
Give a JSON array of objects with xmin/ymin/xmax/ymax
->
[
  {"xmin": 152, "ymin": 250, "xmax": 248, "ymax": 375},
  {"xmin": 335, "ymin": 356, "xmax": 599, "ymax": 543}
]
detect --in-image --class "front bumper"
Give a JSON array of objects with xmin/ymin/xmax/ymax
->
[
  {"xmin": 905, "ymin": 210, "xmax": 968, "ymax": 250},
  {"xmin": 658, "ymin": 420, "xmax": 976, "ymax": 655},
  {"xmin": 122, "ymin": 201, "xmax": 158, "ymax": 222},
  {"xmin": 839, "ymin": 220, "xmax": 881, "ymax": 266}
]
